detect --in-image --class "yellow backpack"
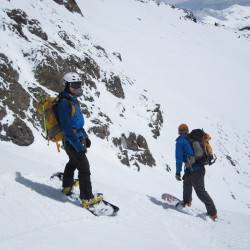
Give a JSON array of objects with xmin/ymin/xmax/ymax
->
[{"xmin": 37, "ymin": 96, "xmax": 75, "ymax": 152}]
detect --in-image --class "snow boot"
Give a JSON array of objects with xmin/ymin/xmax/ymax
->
[
  {"xmin": 210, "ymin": 214, "xmax": 218, "ymax": 221},
  {"xmin": 82, "ymin": 194, "xmax": 103, "ymax": 209},
  {"xmin": 62, "ymin": 187, "xmax": 73, "ymax": 196},
  {"xmin": 176, "ymin": 200, "xmax": 192, "ymax": 208}
]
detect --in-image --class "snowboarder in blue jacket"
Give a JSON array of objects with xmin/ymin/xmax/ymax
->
[
  {"xmin": 175, "ymin": 123, "xmax": 217, "ymax": 220},
  {"xmin": 55, "ymin": 72, "xmax": 102, "ymax": 208}
]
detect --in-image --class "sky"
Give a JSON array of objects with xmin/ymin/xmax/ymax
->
[{"xmin": 161, "ymin": 0, "xmax": 250, "ymax": 10}]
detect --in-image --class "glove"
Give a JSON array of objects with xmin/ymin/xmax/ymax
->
[
  {"xmin": 175, "ymin": 173, "xmax": 182, "ymax": 181},
  {"xmin": 85, "ymin": 137, "xmax": 91, "ymax": 148}
]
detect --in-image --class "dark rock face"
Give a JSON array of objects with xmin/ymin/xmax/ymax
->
[
  {"xmin": 135, "ymin": 149, "xmax": 156, "ymax": 167},
  {"xmin": 113, "ymin": 132, "xmax": 156, "ymax": 168},
  {"xmin": 6, "ymin": 9, "xmax": 28, "ymax": 25},
  {"xmin": 28, "ymin": 19, "xmax": 48, "ymax": 41},
  {"xmin": 226, "ymin": 155, "xmax": 237, "ymax": 166},
  {"xmin": 105, "ymin": 75, "xmax": 125, "ymax": 99},
  {"xmin": 183, "ymin": 9, "xmax": 197, "ymax": 23},
  {"xmin": 4, "ymin": 82, "xmax": 30, "ymax": 119},
  {"xmin": 82, "ymin": 57, "xmax": 101, "ymax": 80},
  {"xmin": 88, "ymin": 118, "xmax": 111, "ymax": 140},
  {"xmin": 0, "ymin": 107, "xmax": 7, "ymax": 121},
  {"xmin": 6, "ymin": 9, "xmax": 48, "ymax": 41},
  {"xmin": 5, "ymin": 118, "xmax": 34, "ymax": 146},
  {"xmin": 239, "ymin": 26, "xmax": 250, "ymax": 31},
  {"xmin": 58, "ymin": 30, "xmax": 75, "ymax": 48},
  {"xmin": 148, "ymin": 104, "xmax": 163, "ymax": 139},
  {"xmin": 34, "ymin": 52, "xmax": 101, "ymax": 92},
  {"xmin": 94, "ymin": 45, "xmax": 108, "ymax": 58},
  {"xmin": 0, "ymin": 53, "xmax": 33, "ymax": 145},
  {"xmin": 83, "ymin": 78, "xmax": 97, "ymax": 90},
  {"xmin": 0, "ymin": 53, "xmax": 19, "ymax": 83},
  {"xmin": 0, "ymin": 53, "xmax": 30, "ymax": 119},
  {"xmin": 118, "ymin": 150, "xmax": 130, "ymax": 166},
  {"xmin": 34, "ymin": 52, "xmax": 65, "ymax": 92},
  {"xmin": 52, "ymin": 0, "xmax": 83, "ymax": 16},
  {"xmin": 6, "ymin": 9, "xmax": 29, "ymax": 40},
  {"xmin": 88, "ymin": 124, "xmax": 110, "ymax": 139},
  {"xmin": 112, "ymin": 52, "xmax": 122, "ymax": 62}
]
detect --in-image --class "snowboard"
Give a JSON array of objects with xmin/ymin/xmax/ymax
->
[
  {"xmin": 161, "ymin": 193, "xmax": 182, "ymax": 208},
  {"xmin": 161, "ymin": 193, "xmax": 218, "ymax": 221},
  {"xmin": 50, "ymin": 172, "xmax": 119, "ymax": 216}
]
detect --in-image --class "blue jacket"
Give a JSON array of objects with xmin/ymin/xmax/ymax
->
[
  {"xmin": 55, "ymin": 91, "xmax": 87, "ymax": 153},
  {"xmin": 175, "ymin": 135, "xmax": 204, "ymax": 174}
]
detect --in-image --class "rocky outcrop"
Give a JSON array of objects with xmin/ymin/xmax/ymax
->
[
  {"xmin": 105, "ymin": 74, "xmax": 125, "ymax": 99},
  {"xmin": 88, "ymin": 123, "xmax": 110, "ymax": 139},
  {"xmin": 0, "ymin": 53, "xmax": 32, "ymax": 144},
  {"xmin": 0, "ymin": 107, "xmax": 7, "ymax": 121},
  {"xmin": 6, "ymin": 8, "xmax": 28, "ymax": 25},
  {"xmin": 0, "ymin": 53, "xmax": 30, "ymax": 119},
  {"xmin": 239, "ymin": 26, "xmax": 250, "ymax": 31},
  {"xmin": 58, "ymin": 30, "xmax": 75, "ymax": 48},
  {"xmin": 82, "ymin": 57, "xmax": 101, "ymax": 80},
  {"xmin": 112, "ymin": 52, "xmax": 122, "ymax": 62},
  {"xmin": 28, "ymin": 19, "xmax": 48, "ymax": 41},
  {"xmin": 226, "ymin": 155, "xmax": 237, "ymax": 167},
  {"xmin": 6, "ymin": 9, "xmax": 48, "ymax": 41},
  {"xmin": 34, "ymin": 51, "xmax": 100, "ymax": 92},
  {"xmin": 5, "ymin": 118, "xmax": 34, "ymax": 146},
  {"xmin": 183, "ymin": 9, "xmax": 197, "ymax": 23},
  {"xmin": 113, "ymin": 132, "xmax": 156, "ymax": 169},
  {"xmin": 148, "ymin": 104, "xmax": 163, "ymax": 139},
  {"xmin": 52, "ymin": 0, "xmax": 83, "ymax": 16},
  {"xmin": 0, "ymin": 53, "xmax": 19, "ymax": 84}
]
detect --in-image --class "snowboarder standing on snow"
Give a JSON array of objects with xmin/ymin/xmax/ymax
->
[
  {"xmin": 55, "ymin": 72, "xmax": 102, "ymax": 208},
  {"xmin": 175, "ymin": 123, "xmax": 217, "ymax": 221}
]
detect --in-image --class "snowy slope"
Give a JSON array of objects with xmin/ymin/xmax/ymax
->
[{"xmin": 1, "ymin": 0, "xmax": 250, "ymax": 249}]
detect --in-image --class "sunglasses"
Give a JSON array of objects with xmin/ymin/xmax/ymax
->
[{"xmin": 70, "ymin": 81, "xmax": 82, "ymax": 89}]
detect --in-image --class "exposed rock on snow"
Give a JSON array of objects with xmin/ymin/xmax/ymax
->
[
  {"xmin": 104, "ymin": 74, "xmax": 125, "ymax": 99},
  {"xmin": 113, "ymin": 132, "xmax": 156, "ymax": 168},
  {"xmin": 5, "ymin": 117, "xmax": 34, "ymax": 145},
  {"xmin": 52, "ymin": 0, "xmax": 83, "ymax": 16},
  {"xmin": 148, "ymin": 104, "xmax": 163, "ymax": 139}
]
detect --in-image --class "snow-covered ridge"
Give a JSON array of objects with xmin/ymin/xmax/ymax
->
[{"xmin": 196, "ymin": 4, "xmax": 250, "ymax": 38}]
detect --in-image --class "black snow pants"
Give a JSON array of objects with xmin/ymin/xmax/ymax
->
[
  {"xmin": 63, "ymin": 142, "xmax": 93, "ymax": 200},
  {"xmin": 183, "ymin": 169, "xmax": 217, "ymax": 216}
]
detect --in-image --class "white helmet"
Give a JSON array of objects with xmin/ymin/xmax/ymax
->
[{"xmin": 63, "ymin": 72, "xmax": 81, "ymax": 84}]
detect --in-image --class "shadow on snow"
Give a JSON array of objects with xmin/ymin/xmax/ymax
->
[
  {"xmin": 15, "ymin": 172, "xmax": 79, "ymax": 207},
  {"xmin": 147, "ymin": 195, "xmax": 207, "ymax": 221}
]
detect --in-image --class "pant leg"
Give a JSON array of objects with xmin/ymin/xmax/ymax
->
[
  {"xmin": 63, "ymin": 157, "xmax": 76, "ymax": 188},
  {"xmin": 183, "ymin": 172, "xmax": 193, "ymax": 204},
  {"xmin": 191, "ymin": 170, "xmax": 217, "ymax": 216},
  {"xmin": 65, "ymin": 142, "xmax": 93, "ymax": 200},
  {"xmin": 77, "ymin": 154, "xmax": 93, "ymax": 200}
]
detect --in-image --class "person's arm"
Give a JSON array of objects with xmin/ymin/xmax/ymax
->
[
  {"xmin": 175, "ymin": 140, "xmax": 183, "ymax": 174},
  {"xmin": 56, "ymin": 99, "xmax": 84, "ymax": 153}
]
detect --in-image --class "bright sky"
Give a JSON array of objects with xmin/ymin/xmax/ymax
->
[{"xmin": 161, "ymin": 0, "xmax": 250, "ymax": 10}]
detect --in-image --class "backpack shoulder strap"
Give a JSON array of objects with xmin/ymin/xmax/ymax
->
[{"xmin": 57, "ymin": 94, "xmax": 76, "ymax": 117}]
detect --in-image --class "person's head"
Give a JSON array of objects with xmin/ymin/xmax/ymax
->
[
  {"xmin": 178, "ymin": 123, "xmax": 189, "ymax": 135},
  {"xmin": 63, "ymin": 72, "xmax": 83, "ymax": 97}
]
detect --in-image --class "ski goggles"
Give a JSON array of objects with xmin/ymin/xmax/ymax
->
[{"xmin": 69, "ymin": 81, "xmax": 82, "ymax": 89}]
